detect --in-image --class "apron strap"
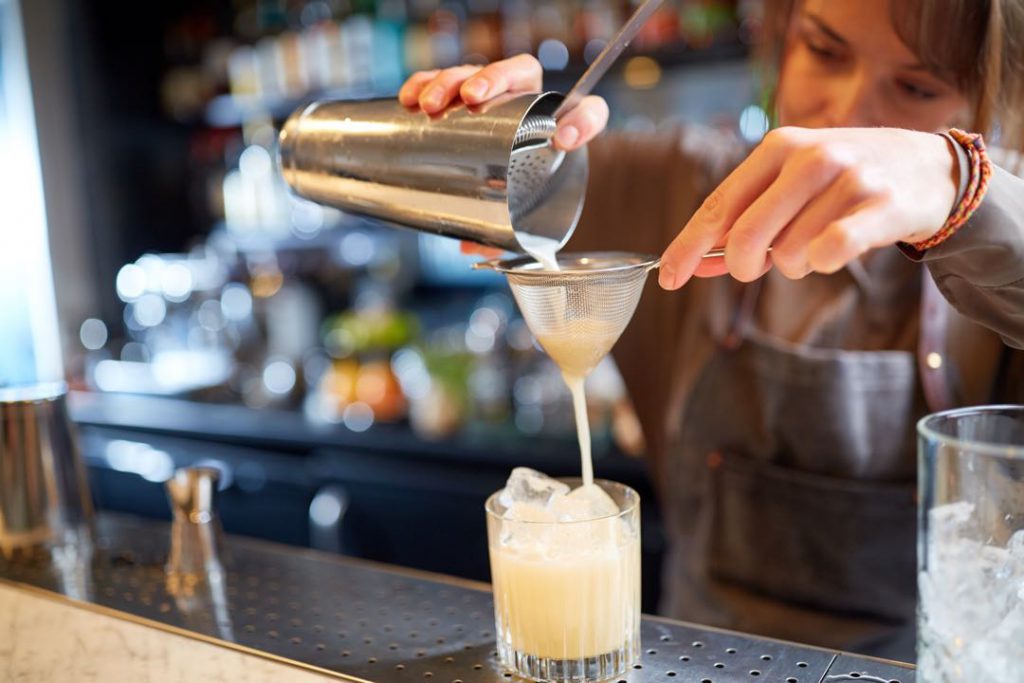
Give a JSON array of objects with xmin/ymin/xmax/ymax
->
[{"xmin": 918, "ymin": 268, "xmax": 955, "ymax": 412}]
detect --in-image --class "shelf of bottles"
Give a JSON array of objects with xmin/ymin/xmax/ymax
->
[{"xmin": 158, "ymin": 0, "xmax": 758, "ymax": 127}]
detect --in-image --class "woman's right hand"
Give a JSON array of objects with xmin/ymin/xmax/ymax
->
[{"xmin": 397, "ymin": 54, "xmax": 609, "ymax": 152}]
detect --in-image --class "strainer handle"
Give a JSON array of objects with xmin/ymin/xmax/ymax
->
[
  {"xmin": 701, "ymin": 246, "xmax": 774, "ymax": 259},
  {"xmin": 472, "ymin": 259, "xmax": 501, "ymax": 271},
  {"xmin": 553, "ymin": 0, "xmax": 665, "ymax": 120}
]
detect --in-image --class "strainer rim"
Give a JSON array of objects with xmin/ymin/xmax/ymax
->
[{"xmin": 480, "ymin": 251, "xmax": 660, "ymax": 277}]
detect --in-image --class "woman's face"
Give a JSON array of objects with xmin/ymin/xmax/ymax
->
[{"xmin": 776, "ymin": 0, "xmax": 969, "ymax": 131}]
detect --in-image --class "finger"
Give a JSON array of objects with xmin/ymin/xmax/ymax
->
[
  {"xmin": 693, "ymin": 254, "xmax": 773, "ymax": 279},
  {"xmin": 460, "ymin": 54, "xmax": 543, "ymax": 104},
  {"xmin": 419, "ymin": 65, "xmax": 483, "ymax": 113},
  {"xmin": 691, "ymin": 257, "xmax": 730, "ymax": 278},
  {"xmin": 806, "ymin": 202, "xmax": 893, "ymax": 274},
  {"xmin": 690, "ymin": 239, "xmax": 728, "ymax": 278},
  {"xmin": 770, "ymin": 175, "xmax": 865, "ymax": 279},
  {"xmin": 657, "ymin": 130, "xmax": 813, "ymax": 290},
  {"xmin": 723, "ymin": 146, "xmax": 847, "ymax": 282},
  {"xmin": 658, "ymin": 140, "xmax": 786, "ymax": 290},
  {"xmin": 553, "ymin": 96, "xmax": 609, "ymax": 150},
  {"xmin": 398, "ymin": 70, "xmax": 440, "ymax": 107}
]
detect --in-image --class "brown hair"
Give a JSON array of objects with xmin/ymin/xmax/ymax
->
[{"xmin": 759, "ymin": 0, "xmax": 1024, "ymax": 151}]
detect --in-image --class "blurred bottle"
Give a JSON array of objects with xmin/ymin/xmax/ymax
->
[
  {"xmin": 374, "ymin": 0, "xmax": 407, "ymax": 90},
  {"xmin": 500, "ymin": 0, "xmax": 533, "ymax": 58},
  {"xmin": 463, "ymin": 0, "xmax": 502, "ymax": 64},
  {"xmin": 428, "ymin": 4, "xmax": 462, "ymax": 69}
]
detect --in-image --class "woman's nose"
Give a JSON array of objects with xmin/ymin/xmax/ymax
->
[{"xmin": 823, "ymin": 68, "xmax": 883, "ymax": 128}]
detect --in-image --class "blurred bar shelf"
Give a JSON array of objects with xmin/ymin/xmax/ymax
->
[
  {"xmin": 202, "ymin": 43, "xmax": 748, "ymax": 129},
  {"xmin": 69, "ymin": 391, "xmax": 627, "ymax": 471}
]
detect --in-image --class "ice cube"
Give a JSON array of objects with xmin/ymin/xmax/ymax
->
[
  {"xmin": 499, "ymin": 467, "xmax": 569, "ymax": 510},
  {"xmin": 929, "ymin": 501, "xmax": 976, "ymax": 539},
  {"xmin": 503, "ymin": 501, "xmax": 558, "ymax": 523},
  {"xmin": 1008, "ymin": 529, "xmax": 1024, "ymax": 560},
  {"xmin": 919, "ymin": 509, "xmax": 1024, "ymax": 682},
  {"xmin": 549, "ymin": 484, "xmax": 619, "ymax": 522}
]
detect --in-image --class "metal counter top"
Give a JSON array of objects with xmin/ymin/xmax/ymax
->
[{"xmin": 0, "ymin": 514, "xmax": 913, "ymax": 683}]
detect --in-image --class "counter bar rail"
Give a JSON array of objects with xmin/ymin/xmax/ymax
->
[{"xmin": 0, "ymin": 514, "xmax": 914, "ymax": 682}]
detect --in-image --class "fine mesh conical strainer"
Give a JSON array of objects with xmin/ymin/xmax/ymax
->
[{"xmin": 475, "ymin": 252, "xmax": 659, "ymax": 377}]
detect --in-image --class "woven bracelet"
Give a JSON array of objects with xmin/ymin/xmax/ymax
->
[{"xmin": 908, "ymin": 128, "xmax": 992, "ymax": 252}]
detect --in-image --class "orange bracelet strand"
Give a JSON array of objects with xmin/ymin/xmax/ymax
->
[{"xmin": 909, "ymin": 128, "xmax": 992, "ymax": 252}]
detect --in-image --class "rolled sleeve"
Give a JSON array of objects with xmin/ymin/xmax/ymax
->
[{"xmin": 901, "ymin": 164, "xmax": 1024, "ymax": 349}]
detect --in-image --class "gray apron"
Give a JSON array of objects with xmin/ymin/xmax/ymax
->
[{"xmin": 661, "ymin": 269, "xmax": 950, "ymax": 662}]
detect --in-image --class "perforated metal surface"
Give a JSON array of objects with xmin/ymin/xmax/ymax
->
[{"xmin": 0, "ymin": 514, "xmax": 915, "ymax": 682}]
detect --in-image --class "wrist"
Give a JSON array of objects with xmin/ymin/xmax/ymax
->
[
  {"xmin": 902, "ymin": 133, "xmax": 961, "ymax": 244},
  {"xmin": 905, "ymin": 129, "xmax": 992, "ymax": 252}
]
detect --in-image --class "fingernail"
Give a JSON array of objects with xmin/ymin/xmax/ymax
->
[
  {"xmin": 422, "ymin": 87, "xmax": 443, "ymax": 108},
  {"xmin": 464, "ymin": 77, "xmax": 489, "ymax": 99},
  {"xmin": 554, "ymin": 125, "xmax": 579, "ymax": 149},
  {"xmin": 658, "ymin": 264, "xmax": 677, "ymax": 290}
]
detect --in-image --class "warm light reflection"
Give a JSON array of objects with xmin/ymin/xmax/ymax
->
[{"xmin": 623, "ymin": 56, "xmax": 662, "ymax": 90}]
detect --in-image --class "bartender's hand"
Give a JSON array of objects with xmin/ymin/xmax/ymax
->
[
  {"xmin": 400, "ymin": 55, "xmax": 610, "ymax": 260},
  {"xmin": 658, "ymin": 126, "xmax": 959, "ymax": 290},
  {"xmin": 398, "ymin": 54, "xmax": 610, "ymax": 153}
]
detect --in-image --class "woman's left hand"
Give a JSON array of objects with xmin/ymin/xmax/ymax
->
[{"xmin": 658, "ymin": 126, "xmax": 960, "ymax": 290}]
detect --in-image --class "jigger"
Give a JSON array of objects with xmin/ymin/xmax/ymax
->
[
  {"xmin": 0, "ymin": 383, "xmax": 93, "ymax": 558},
  {"xmin": 278, "ymin": 92, "xmax": 589, "ymax": 253},
  {"xmin": 165, "ymin": 466, "xmax": 226, "ymax": 594},
  {"xmin": 165, "ymin": 466, "xmax": 234, "ymax": 639}
]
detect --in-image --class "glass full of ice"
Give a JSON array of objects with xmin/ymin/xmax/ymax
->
[
  {"xmin": 485, "ymin": 468, "xmax": 641, "ymax": 682},
  {"xmin": 917, "ymin": 406, "xmax": 1024, "ymax": 681}
]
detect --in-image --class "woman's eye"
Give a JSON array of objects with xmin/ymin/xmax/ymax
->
[
  {"xmin": 898, "ymin": 80, "xmax": 938, "ymax": 100},
  {"xmin": 805, "ymin": 40, "xmax": 841, "ymax": 62}
]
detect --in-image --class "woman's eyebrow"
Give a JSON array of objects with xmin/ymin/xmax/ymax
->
[{"xmin": 804, "ymin": 13, "xmax": 849, "ymax": 46}]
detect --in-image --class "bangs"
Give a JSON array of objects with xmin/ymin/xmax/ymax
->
[{"xmin": 889, "ymin": 0, "xmax": 989, "ymax": 95}]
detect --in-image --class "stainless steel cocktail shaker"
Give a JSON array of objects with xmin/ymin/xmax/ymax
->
[
  {"xmin": 0, "ymin": 383, "xmax": 93, "ymax": 557},
  {"xmin": 278, "ymin": 92, "xmax": 588, "ymax": 253}
]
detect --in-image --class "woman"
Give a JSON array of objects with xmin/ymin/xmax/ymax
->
[{"xmin": 400, "ymin": 0, "xmax": 1024, "ymax": 660}]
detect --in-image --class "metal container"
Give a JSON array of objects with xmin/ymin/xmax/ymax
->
[
  {"xmin": 278, "ymin": 92, "xmax": 588, "ymax": 253},
  {"xmin": 165, "ymin": 466, "xmax": 226, "ymax": 589},
  {"xmin": 165, "ymin": 466, "xmax": 233, "ymax": 639},
  {"xmin": 0, "ymin": 383, "xmax": 93, "ymax": 556}
]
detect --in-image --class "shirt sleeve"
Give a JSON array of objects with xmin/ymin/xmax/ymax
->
[{"xmin": 902, "ymin": 163, "xmax": 1024, "ymax": 349}]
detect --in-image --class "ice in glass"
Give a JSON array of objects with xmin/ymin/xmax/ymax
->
[{"xmin": 486, "ymin": 468, "xmax": 641, "ymax": 682}]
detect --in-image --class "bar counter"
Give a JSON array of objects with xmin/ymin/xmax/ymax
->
[{"xmin": 0, "ymin": 513, "xmax": 914, "ymax": 682}]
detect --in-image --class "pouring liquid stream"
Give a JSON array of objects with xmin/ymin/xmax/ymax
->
[{"xmin": 518, "ymin": 235, "xmax": 599, "ymax": 488}]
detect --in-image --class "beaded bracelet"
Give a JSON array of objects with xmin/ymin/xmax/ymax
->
[{"xmin": 908, "ymin": 128, "xmax": 992, "ymax": 252}]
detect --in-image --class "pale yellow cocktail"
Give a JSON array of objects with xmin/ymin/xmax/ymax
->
[{"xmin": 486, "ymin": 477, "xmax": 641, "ymax": 682}]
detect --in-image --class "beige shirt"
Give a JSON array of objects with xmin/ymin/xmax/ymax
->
[{"xmin": 566, "ymin": 127, "xmax": 1023, "ymax": 656}]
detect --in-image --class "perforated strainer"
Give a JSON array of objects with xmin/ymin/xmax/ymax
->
[
  {"xmin": 475, "ymin": 252, "xmax": 659, "ymax": 377},
  {"xmin": 507, "ymin": 0, "xmax": 664, "ymax": 229},
  {"xmin": 507, "ymin": 115, "xmax": 563, "ymax": 222}
]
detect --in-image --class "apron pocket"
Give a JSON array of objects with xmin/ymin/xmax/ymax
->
[{"xmin": 706, "ymin": 451, "xmax": 916, "ymax": 621}]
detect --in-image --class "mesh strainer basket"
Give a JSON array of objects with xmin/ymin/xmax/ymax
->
[{"xmin": 475, "ymin": 252, "xmax": 660, "ymax": 377}]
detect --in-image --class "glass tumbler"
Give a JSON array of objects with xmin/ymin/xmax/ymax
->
[
  {"xmin": 917, "ymin": 405, "xmax": 1024, "ymax": 681},
  {"xmin": 485, "ymin": 479, "xmax": 641, "ymax": 683}
]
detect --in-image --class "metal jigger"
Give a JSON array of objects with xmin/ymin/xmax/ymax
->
[
  {"xmin": 165, "ymin": 466, "xmax": 225, "ymax": 590},
  {"xmin": 0, "ymin": 383, "xmax": 93, "ymax": 559},
  {"xmin": 165, "ymin": 466, "xmax": 233, "ymax": 639},
  {"xmin": 278, "ymin": 92, "xmax": 589, "ymax": 253}
]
